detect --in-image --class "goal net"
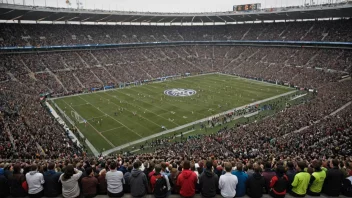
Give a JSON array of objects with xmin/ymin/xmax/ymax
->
[{"xmin": 71, "ymin": 111, "xmax": 85, "ymax": 124}]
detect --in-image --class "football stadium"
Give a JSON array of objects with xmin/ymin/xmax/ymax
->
[{"xmin": 0, "ymin": 0, "xmax": 352, "ymax": 197}]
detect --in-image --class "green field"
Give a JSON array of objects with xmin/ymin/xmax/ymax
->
[{"xmin": 52, "ymin": 74, "xmax": 292, "ymax": 153}]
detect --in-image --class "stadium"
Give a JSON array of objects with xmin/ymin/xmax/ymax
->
[{"xmin": 0, "ymin": 0, "xmax": 352, "ymax": 197}]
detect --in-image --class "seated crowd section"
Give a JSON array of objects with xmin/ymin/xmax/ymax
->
[
  {"xmin": 0, "ymin": 19, "xmax": 352, "ymax": 47},
  {"xmin": 0, "ymin": 20, "xmax": 351, "ymax": 198}
]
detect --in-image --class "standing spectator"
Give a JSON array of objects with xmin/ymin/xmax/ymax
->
[
  {"xmin": 199, "ymin": 160, "xmax": 218, "ymax": 198},
  {"xmin": 123, "ymin": 165, "xmax": 133, "ymax": 193},
  {"xmin": 43, "ymin": 163, "xmax": 62, "ymax": 197},
  {"xmin": 262, "ymin": 161, "xmax": 276, "ymax": 193},
  {"xmin": 291, "ymin": 161, "xmax": 310, "ymax": 197},
  {"xmin": 97, "ymin": 169, "xmax": 107, "ymax": 195},
  {"xmin": 285, "ymin": 162, "xmax": 296, "ymax": 193},
  {"xmin": 26, "ymin": 164, "xmax": 45, "ymax": 198},
  {"xmin": 8, "ymin": 164, "xmax": 27, "ymax": 197},
  {"xmin": 307, "ymin": 160, "xmax": 326, "ymax": 196},
  {"xmin": 0, "ymin": 165, "xmax": 9, "ymax": 198},
  {"xmin": 322, "ymin": 159, "xmax": 345, "ymax": 196},
  {"xmin": 177, "ymin": 160, "xmax": 198, "ymax": 198},
  {"xmin": 169, "ymin": 167, "xmax": 180, "ymax": 194},
  {"xmin": 130, "ymin": 161, "xmax": 148, "ymax": 198},
  {"xmin": 106, "ymin": 162, "xmax": 124, "ymax": 197},
  {"xmin": 342, "ymin": 172, "xmax": 352, "ymax": 197},
  {"xmin": 59, "ymin": 164, "xmax": 83, "ymax": 198},
  {"xmin": 81, "ymin": 167, "xmax": 98, "ymax": 198},
  {"xmin": 269, "ymin": 165, "xmax": 289, "ymax": 198},
  {"xmin": 247, "ymin": 163, "xmax": 254, "ymax": 179},
  {"xmin": 231, "ymin": 163, "xmax": 248, "ymax": 197},
  {"xmin": 219, "ymin": 162, "xmax": 238, "ymax": 198},
  {"xmin": 246, "ymin": 163, "xmax": 265, "ymax": 198},
  {"xmin": 150, "ymin": 164, "xmax": 170, "ymax": 198}
]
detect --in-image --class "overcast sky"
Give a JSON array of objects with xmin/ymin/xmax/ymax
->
[{"xmin": 6, "ymin": 0, "xmax": 337, "ymax": 12}]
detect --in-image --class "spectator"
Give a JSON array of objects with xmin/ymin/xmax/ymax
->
[
  {"xmin": 8, "ymin": 164, "xmax": 27, "ymax": 197},
  {"xmin": 81, "ymin": 167, "xmax": 98, "ymax": 198},
  {"xmin": 25, "ymin": 164, "xmax": 45, "ymax": 198},
  {"xmin": 231, "ymin": 163, "xmax": 248, "ymax": 197},
  {"xmin": 123, "ymin": 165, "xmax": 133, "ymax": 193},
  {"xmin": 285, "ymin": 162, "xmax": 296, "ymax": 193},
  {"xmin": 130, "ymin": 161, "xmax": 148, "ymax": 198},
  {"xmin": 219, "ymin": 162, "xmax": 238, "ymax": 198},
  {"xmin": 322, "ymin": 159, "xmax": 345, "ymax": 196},
  {"xmin": 269, "ymin": 165, "xmax": 289, "ymax": 198},
  {"xmin": 291, "ymin": 161, "xmax": 310, "ymax": 197},
  {"xmin": 177, "ymin": 160, "xmax": 198, "ymax": 198},
  {"xmin": 0, "ymin": 165, "xmax": 9, "ymax": 198},
  {"xmin": 262, "ymin": 161, "xmax": 276, "ymax": 193},
  {"xmin": 199, "ymin": 160, "xmax": 218, "ymax": 198},
  {"xmin": 97, "ymin": 169, "xmax": 107, "ymax": 195},
  {"xmin": 150, "ymin": 164, "xmax": 170, "ymax": 198},
  {"xmin": 246, "ymin": 163, "xmax": 265, "ymax": 198},
  {"xmin": 307, "ymin": 160, "xmax": 326, "ymax": 196},
  {"xmin": 342, "ymin": 171, "xmax": 352, "ymax": 197},
  {"xmin": 43, "ymin": 162, "xmax": 62, "ymax": 197},
  {"xmin": 59, "ymin": 164, "xmax": 83, "ymax": 198},
  {"xmin": 106, "ymin": 161, "xmax": 124, "ymax": 197}
]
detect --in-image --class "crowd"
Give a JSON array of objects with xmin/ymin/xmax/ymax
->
[
  {"xmin": 0, "ymin": 153, "xmax": 352, "ymax": 198},
  {"xmin": 1, "ymin": 19, "xmax": 352, "ymax": 47},
  {"xmin": 0, "ymin": 46, "xmax": 351, "ymax": 96},
  {"xmin": 0, "ymin": 21, "xmax": 352, "ymax": 197}
]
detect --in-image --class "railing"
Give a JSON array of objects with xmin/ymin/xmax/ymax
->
[{"xmin": 1, "ymin": 40, "xmax": 352, "ymax": 52}]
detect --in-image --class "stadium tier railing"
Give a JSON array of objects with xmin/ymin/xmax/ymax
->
[{"xmin": 1, "ymin": 40, "xmax": 352, "ymax": 51}]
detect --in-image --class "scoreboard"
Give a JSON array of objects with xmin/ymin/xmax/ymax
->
[{"xmin": 233, "ymin": 3, "xmax": 261, "ymax": 11}]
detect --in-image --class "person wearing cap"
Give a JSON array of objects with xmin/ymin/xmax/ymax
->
[
  {"xmin": 199, "ymin": 160, "xmax": 219, "ymax": 198},
  {"xmin": 219, "ymin": 162, "xmax": 238, "ymax": 198}
]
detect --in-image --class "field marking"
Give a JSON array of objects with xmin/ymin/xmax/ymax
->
[
  {"xmin": 77, "ymin": 95, "xmax": 143, "ymax": 138},
  {"xmin": 61, "ymin": 99, "xmax": 115, "ymax": 148},
  {"xmin": 130, "ymin": 86, "xmax": 208, "ymax": 117},
  {"xmin": 101, "ymin": 91, "xmax": 177, "ymax": 128},
  {"xmin": 102, "ymin": 90, "xmax": 297, "ymax": 156},
  {"xmin": 100, "ymin": 126, "xmax": 125, "ymax": 133},
  {"xmin": 114, "ymin": 89, "xmax": 189, "ymax": 122}
]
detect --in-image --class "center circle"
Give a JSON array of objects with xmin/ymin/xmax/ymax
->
[{"xmin": 164, "ymin": 88, "xmax": 197, "ymax": 97}]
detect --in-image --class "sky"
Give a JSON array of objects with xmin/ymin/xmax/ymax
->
[{"xmin": 3, "ymin": 0, "xmax": 339, "ymax": 12}]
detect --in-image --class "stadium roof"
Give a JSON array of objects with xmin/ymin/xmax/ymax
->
[{"xmin": 0, "ymin": 3, "xmax": 352, "ymax": 24}]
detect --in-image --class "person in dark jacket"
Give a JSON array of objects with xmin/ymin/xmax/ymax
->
[
  {"xmin": 129, "ymin": 161, "xmax": 148, "ymax": 198},
  {"xmin": 0, "ymin": 167, "xmax": 10, "ymax": 198},
  {"xmin": 246, "ymin": 163, "xmax": 265, "ymax": 198},
  {"xmin": 97, "ymin": 169, "xmax": 107, "ymax": 195},
  {"xmin": 123, "ymin": 165, "xmax": 133, "ymax": 193},
  {"xmin": 199, "ymin": 160, "xmax": 218, "ymax": 198},
  {"xmin": 262, "ymin": 162, "xmax": 276, "ymax": 193},
  {"xmin": 322, "ymin": 159, "xmax": 345, "ymax": 196},
  {"xmin": 285, "ymin": 162, "xmax": 296, "ymax": 193},
  {"xmin": 43, "ymin": 163, "xmax": 62, "ymax": 197},
  {"xmin": 342, "ymin": 173, "xmax": 352, "ymax": 197},
  {"xmin": 8, "ymin": 164, "xmax": 27, "ymax": 197},
  {"xmin": 81, "ymin": 167, "xmax": 98, "ymax": 198},
  {"xmin": 269, "ymin": 165, "xmax": 289, "ymax": 198}
]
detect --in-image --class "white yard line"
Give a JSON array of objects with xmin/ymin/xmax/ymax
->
[
  {"xmin": 102, "ymin": 90, "xmax": 297, "ymax": 156},
  {"xmin": 61, "ymin": 99, "xmax": 115, "ymax": 150},
  {"xmin": 77, "ymin": 95, "xmax": 143, "ymax": 138},
  {"xmin": 101, "ymin": 92, "xmax": 175, "ymax": 128},
  {"xmin": 100, "ymin": 126, "xmax": 125, "ymax": 133}
]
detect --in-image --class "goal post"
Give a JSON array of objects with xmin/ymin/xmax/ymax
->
[{"xmin": 71, "ymin": 111, "xmax": 85, "ymax": 124}]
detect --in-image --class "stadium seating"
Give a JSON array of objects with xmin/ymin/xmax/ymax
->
[{"xmin": 0, "ymin": 20, "xmax": 352, "ymax": 198}]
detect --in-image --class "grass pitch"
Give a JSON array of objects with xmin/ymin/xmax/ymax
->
[{"xmin": 53, "ymin": 74, "xmax": 292, "ymax": 152}]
